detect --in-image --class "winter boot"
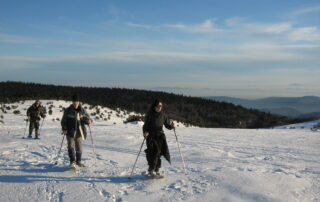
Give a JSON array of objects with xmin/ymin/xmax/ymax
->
[
  {"xmin": 76, "ymin": 161, "xmax": 85, "ymax": 167},
  {"xmin": 70, "ymin": 161, "xmax": 77, "ymax": 169},
  {"xmin": 75, "ymin": 152, "xmax": 84, "ymax": 167},
  {"xmin": 148, "ymin": 168, "xmax": 156, "ymax": 177},
  {"xmin": 155, "ymin": 168, "xmax": 160, "ymax": 176},
  {"xmin": 28, "ymin": 134, "xmax": 32, "ymax": 138}
]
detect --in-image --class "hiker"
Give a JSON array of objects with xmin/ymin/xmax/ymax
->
[
  {"xmin": 61, "ymin": 94, "xmax": 92, "ymax": 168},
  {"xmin": 143, "ymin": 99, "xmax": 175, "ymax": 176},
  {"xmin": 26, "ymin": 100, "xmax": 46, "ymax": 139}
]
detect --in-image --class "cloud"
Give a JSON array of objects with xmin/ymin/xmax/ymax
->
[
  {"xmin": 288, "ymin": 27, "xmax": 320, "ymax": 41},
  {"xmin": 289, "ymin": 83, "xmax": 304, "ymax": 87},
  {"xmin": 126, "ymin": 20, "xmax": 223, "ymax": 33},
  {"xmin": 240, "ymin": 22, "xmax": 320, "ymax": 42},
  {"xmin": 126, "ymin": 22, "xmax": 160, "ymax": 30},
  {"xmin": 0, "ymin": 43, "xmax": 315, "ymax": 72},
  {"xmin": 165, "ymin": 18, "xmax": 320, "ymax": 44},
  {"xmin": 0, "ymin": 33, "xmax": 39, "ymax": 44},
  {"xmin": 224, "ymin": 17, "xmax": 247, "ymax": 27},
  {"xmin": 167, "ymin": 19, "xmax": 295, "ymax": 35},
  {"xmin": 168, "ymin": 19, "xmax": 224, "ymax": 33},
  {"xmin": 243, "ymin": 22, "xmax": 293, "ymax": 34},
  {"xmin": 292, "ymin": 6, "xmax": 320, "ymax": 16},
  {"xmin": 0, "ymin": 31, "xmax": 103, "ymax": 48},
  {"xmin": 1, "ymin": 51, "xmax": 319, "ymax": 98}
]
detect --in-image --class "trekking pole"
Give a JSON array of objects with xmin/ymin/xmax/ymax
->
[
  {"xmin": 54, "ymin": 133, "xmax": 65, "ymax": 165},
  {"xmin": 173, "ymin": 128, "xmax": 187, "ymax": 174},
  {"xmin": 39, "ymin": 118, "xmax": 45, "ymax": 133},
  {"xmin": 128, "ymin": 137, "xmax": 146, "ymax": 179},
  {"xmin": 88, "ymin": 124, "xmax": 97, "ymax": 163},
  {"xmin": 23, "ymin": 118, "xmax": 29, "ymax": 138}
]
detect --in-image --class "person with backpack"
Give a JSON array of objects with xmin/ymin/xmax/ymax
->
[{"xmin": 26, "ymin": 100, "xmax": 46, "ymax": 139}]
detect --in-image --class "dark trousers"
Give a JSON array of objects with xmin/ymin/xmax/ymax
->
[
  {"xmin": 67, "ymin": 132, "xmax": 83, "ymax": 164},
  {"xmin": 29, "ymin": 121, "xmax": 40, "ymax": 137},
  {"xmin": 145, "ymin": 135, "xmax": 164, "ymax": 171}
]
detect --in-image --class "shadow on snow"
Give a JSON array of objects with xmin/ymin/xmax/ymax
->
[{"xmin": 0, "ymin": 174, "xmax": 148, "ymax": 184}]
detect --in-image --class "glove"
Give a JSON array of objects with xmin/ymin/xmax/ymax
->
[
  {"xmin": 85, "ymin": 119, "xmax": 93, "ymax": 124},
  {"xmin": 143, "ymin": 132, "xmax": 149, "ymax": 137}
]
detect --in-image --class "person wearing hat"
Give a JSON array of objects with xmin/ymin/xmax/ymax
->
[
  {"xmin": 26, "ymin": 100, "xmax": 46, "ymax": 139},
  {"xmin": 143, "ymin": 99, "xmax": 175, "ymax": 177},
  {"xmin": 61, "ymin": 94, "xmax": 92, "ymax": 168}
]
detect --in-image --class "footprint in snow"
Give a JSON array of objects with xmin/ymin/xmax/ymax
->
[
  {"xmin": 164, "ymin": 175, "xmax": 215, "ymax": 197},
  {"xmin": 117, "ymin": 189, "xmax": 129, "ymax": 196},
  {"xmin": 274, "ymin": 168, "xmax": 287, "ymax": 174},
  {"xmin": 109, "ymin": 160, "xmax": 118, "ymax": 165},
  {"xmin": 2, "ymin": 151, "xmax": 11, "ymax": 155},
  {"xmin": 165, "ymin": 180, "xmax": 188, "ymax": 192},
  {"xmin": 99, "ymin": 189, "xmax": 111, "ymax": 198},
  {"xmin": 40, "ymin": 145, "xmax": 50, "ymax": 152},
  {"xmin": 96, "ymin": 154, "xmax": 104, "ymax": 160},
  {"xmin": 99, "ymin": 191, "xmax": 123, "ymax": 202}
]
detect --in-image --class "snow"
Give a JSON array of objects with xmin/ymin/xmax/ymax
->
[
  {"xmin": 275, "ymin": 119, "xmax": 320, "ymax": 131},
  {"xmin": 0, "ymin": 100, "xmax": 319, "ymax": 202}
]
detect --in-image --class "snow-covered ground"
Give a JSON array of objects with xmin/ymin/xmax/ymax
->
[
  {"xmin": 275, "ymin": 119, "xmax": 320, "ymax": 131},
  {"xmin": 0, "ymin": 100, "xmax": 319, "ymax": 202}
]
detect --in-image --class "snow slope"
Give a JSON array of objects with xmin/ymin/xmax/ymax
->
[
  {"xmin": 275, "ymin": 119, "xmax": 320, "ymax": 131},
  {"xmin": 0, "ymin": 100, "xmax": 319, "ymax": 202}
]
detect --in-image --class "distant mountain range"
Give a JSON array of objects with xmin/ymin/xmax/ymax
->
[{"xmin": 206, "ymin": 96, "xmax": 320, "ymax": 118}]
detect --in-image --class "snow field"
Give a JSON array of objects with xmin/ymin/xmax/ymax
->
[{"xmin": 0, "ymin": 100, "xmax": 319, "ymax": 202}]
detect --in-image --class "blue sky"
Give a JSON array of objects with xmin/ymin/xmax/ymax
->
[{"xmin": 0, "ymin": 0, "xmax": 319, "ymax": 98}]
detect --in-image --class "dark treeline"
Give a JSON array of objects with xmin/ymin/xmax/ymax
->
[{"xmin": 0, "ymin": 81, "xmax": 312, "ymax": 128}]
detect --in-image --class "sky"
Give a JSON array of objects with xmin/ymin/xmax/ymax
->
[{"xmin": 0, "ymin": 0, "xmax": 319, "ymax": 98}]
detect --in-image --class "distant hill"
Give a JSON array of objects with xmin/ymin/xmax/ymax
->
[
  {"xmin": 207, "ymin": 96, "xmax": 320, "ymax": 118},
  {"xmin": 260, "ymin": 107, "xmax": 302, "ymax": 118},
  {"xmin": 298, "ymin": 112, "xmax": 320, "ymax": 119},
  {"xmin": 0, "ymin": 81, "xmax": 311, "ymax": 128}
]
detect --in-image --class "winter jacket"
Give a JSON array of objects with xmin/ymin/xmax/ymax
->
[
  {"xmin": 143, "ymin": 112, "xmax": 173, "ymax": 163},
  {"xmin": 143, "ymin": 112, "xmax": 173, "ymax": 135},
  {"xmin": 27, "ymin": 104, "xmax": 46, "ymax": 122},
  {"xmin": 61, "ymin": 104, "xmax": 91, "ymax": 139}
]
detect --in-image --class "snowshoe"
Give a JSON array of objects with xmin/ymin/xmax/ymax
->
[
  {"xmin": 76, "ymin": 162, "xmax": 85, "ymax": 167},
  {"xmin": 67, "ymin": 162, "xmax": 78, "ymax": 172},
  {"xmin": 142, "ymin": 170, "xmax": 164, "ymax": 179}
]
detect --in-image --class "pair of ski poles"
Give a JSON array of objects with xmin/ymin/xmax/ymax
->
[
  {"xmin": 128, "ymin": 128, "xmax": 186, "ymax": 179},
  {"xmin": 54, "ymin": 125, "xmax": 96, "ymax": 165}
]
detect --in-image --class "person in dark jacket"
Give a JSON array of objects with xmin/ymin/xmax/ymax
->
[
  {"xmin": 61, "ymin": 94, "xmax": 92, "ymax": 168},
  {"xmin": 26, "ymin": 100, "xmax": 46, "ymax": 139},
  {"xmin": 143, "ymin": 99, "xmax": 175, "ymax": 176}
]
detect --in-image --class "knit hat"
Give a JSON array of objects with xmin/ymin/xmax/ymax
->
[{"xmin": 72, "ymin": 94, "xmax": 80, "ymax": 102}]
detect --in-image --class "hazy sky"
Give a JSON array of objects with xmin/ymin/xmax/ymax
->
[{"xmin": 0, "ymin": 0, "xmax": 319, "ymax": 98}]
